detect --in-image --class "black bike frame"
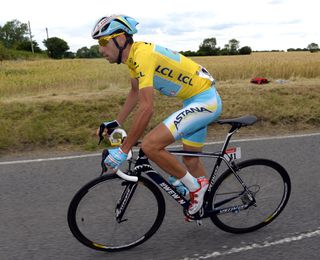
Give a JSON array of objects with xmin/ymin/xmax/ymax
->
[{"xmin": 117, "ymin": 125, "xmax": 256, "ymax": 220}]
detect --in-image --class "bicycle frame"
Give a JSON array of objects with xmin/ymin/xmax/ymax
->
[
  {"xmin": 68, "ymin": 115, "xmax": 291, "ymax": 251},
  {"xmin": 115, "ymin": 124, "xmax": 256, "ymax": 221}
]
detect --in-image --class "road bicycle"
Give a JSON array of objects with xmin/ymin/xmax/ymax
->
[{"xmin": 67, "ymin": 115, "xmax": 291, "ymax": 252}]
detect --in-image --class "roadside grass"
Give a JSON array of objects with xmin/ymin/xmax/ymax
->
[{"xmin": 0, "ymin": 52, "xmax": 319, "ymax": 155}]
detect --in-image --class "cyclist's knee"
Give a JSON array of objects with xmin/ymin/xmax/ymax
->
[{"xmin": 141, "ymin": 140, "xmax": 156, "ymax": 157}]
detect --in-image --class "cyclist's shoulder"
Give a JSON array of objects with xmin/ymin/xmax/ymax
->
[
  {"xmin": 128, "ymin": 42, "xmax": 157, "ymax": 69},
  {"xmin": 132, "ymin": 41, "xmax": 154, "ymax": 55}
]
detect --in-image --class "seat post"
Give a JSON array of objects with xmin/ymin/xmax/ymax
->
[{"xmin": 220, "ymin": 125, "xmax": 240, "ymax": 155}]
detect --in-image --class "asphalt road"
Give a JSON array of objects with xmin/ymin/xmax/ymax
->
[{"xmin": 1, "ymin": 133, "xmax": 320, "ymax": 260}]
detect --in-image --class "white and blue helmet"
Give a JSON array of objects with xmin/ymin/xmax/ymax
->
[{"xmin": 92, "ymin": 14, "xmax": 138, "ymax": 39}]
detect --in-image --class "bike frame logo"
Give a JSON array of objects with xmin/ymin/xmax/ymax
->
[
  {"xmin": 174, "ymin": 106, "xmax": 211, "ymax": 130},
  {"xmin": 159, "ymin": 182, "xmax": 186, "ymax": 205}
]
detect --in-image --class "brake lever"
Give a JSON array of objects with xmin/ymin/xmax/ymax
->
[
  {"xmin": 100, "ymin": 148, "xmax": 109, "ymax": 175},
  {"xmin": 98, "ymin": 123, "xmax": 106, "ymax": 145}
]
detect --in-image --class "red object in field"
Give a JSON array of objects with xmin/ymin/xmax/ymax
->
[{"xmin": 250, "ymin": 77, "xmax": 270, "ymax": 84}]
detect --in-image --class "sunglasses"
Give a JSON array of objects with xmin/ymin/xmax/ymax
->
[{"xmin": 98, "ymin": 32, "xmax": 125, "ymax": 46}]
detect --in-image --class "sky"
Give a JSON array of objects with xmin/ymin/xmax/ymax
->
[{"xmin": 1, "ymin": 0, "xmax": 319, "ymax": 52}]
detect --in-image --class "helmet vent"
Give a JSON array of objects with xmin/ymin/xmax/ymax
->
[{"xmin": 101, "ymin": 24, "xmax": 110, "ymax": 33}]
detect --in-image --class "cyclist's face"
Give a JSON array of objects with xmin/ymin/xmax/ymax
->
[
  {"xmin": 99, "ymin": 34, "xmax": 124, "ymax": 64},
  {"xmin": 99, "ymin": 41, "xmax": 118, "ymax": 64}
]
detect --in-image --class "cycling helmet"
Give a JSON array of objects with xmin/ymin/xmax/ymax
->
[{"xmin": 91, "ymin": 14, "xmax": 138, "ymax": 39}]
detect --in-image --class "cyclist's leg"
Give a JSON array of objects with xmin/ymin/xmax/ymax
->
[
  {"xmin": 182, "ymin": 129, "xmax": 207, "ymax": 178},
  {"xmin": 143, "ymin": 88, "xmax": 222, "ymax": 180},
  {"xmin": 142, "ymin": 123, "xmax": 188, "ymax": 179}
]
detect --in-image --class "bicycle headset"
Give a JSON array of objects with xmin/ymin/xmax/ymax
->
[{"xmin": 91, "ymin": 14, "xmax": 138, "ymax": 64}]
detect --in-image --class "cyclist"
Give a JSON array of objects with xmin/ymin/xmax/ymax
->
[{"xmin": 92, "ymin": 14, "xmax": 222, "ymax": 217}]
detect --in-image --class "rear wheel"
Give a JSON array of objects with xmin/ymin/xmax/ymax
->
[
  {"xmin": 209, "ymin": 159, "xmax": 291, "ymax": 233},
  {"xmin": 68, "ymin": 174, "xmax": 165, "ymax": 251}
]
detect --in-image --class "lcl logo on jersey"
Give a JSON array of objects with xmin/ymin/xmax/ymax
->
[
  {"xmin": 137, "ymin": 72, "xmax": 145, "ymax": 79},
  {"xmin": 174, "ymin": 107, "xmax": 211, "ymax": 130},
  {"xmin": 155, "ymin": 65, "xmax": 193, "ymax": 86}
]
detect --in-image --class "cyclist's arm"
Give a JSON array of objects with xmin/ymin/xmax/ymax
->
[
  {"xmin": 116, "ymin": 78, "xmax": 139, "ymax": 125},
  {"xmin": 120, "ymin": 86, "xmax": 154, "ymax": 153}
]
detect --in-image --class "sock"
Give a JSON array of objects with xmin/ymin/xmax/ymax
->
[{"xmin": 180, "ymin": 171, "xmax": 200, "ymax": 192}]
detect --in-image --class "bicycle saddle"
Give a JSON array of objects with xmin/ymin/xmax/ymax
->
[{"xmin": 217, "ymin": 115, "xmax": 257, "ymax": 127}]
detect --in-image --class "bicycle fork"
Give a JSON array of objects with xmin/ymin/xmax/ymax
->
[{"xmin": 115, "ymin": 181, "xmax": 138, "ymax": 223}]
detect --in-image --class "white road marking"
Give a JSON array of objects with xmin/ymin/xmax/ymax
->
[
  {"xmin": 1, "ymin": 132, "xmax": 319, "ymax": 165},
  {"xmin": 181, "ymin": 227, "xmax": 320, "ymax": 259}
]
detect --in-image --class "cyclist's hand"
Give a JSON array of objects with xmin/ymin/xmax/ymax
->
[
  {"xmin": 96, "ymin": 120, "xmax": 120, "ymax": 137},
  {"xmin": 104, "ymin": 147, "xmax": 128, "ymax": 170}
]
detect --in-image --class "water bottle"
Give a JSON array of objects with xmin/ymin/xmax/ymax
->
[{"xmin": 168, "ymin": 176, "xmax": 189, "ymax": 196}]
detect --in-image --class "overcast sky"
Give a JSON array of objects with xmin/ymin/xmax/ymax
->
[{"xmin": 1, "ymin": 0, "xmax": 319, "ymax": 52}]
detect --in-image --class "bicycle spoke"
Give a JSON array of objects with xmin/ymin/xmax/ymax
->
[
  {"xmin": 68, "ymin": 175, "xmax": 165, "ymax": 251},
  {"xmin": 209, "ymin": 159, "xmax": 291, "ymax": 233}
]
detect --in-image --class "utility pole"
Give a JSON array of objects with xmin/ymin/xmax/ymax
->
[
  {"xmin": 46, "ymin": 27, "xmax": 49, "ymax": 40},
  {"xmin": 28, "ymin": 21, "xmax": 34, "ymax": 54}
]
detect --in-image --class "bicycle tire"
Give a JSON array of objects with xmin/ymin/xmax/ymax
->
[
  {"xmin": 68, "ymin": 174, "xmax": 165, "ymax": 251},
  {"xmin": 208, "ymin": 158, "xmax": 291, "ymax": 233}
]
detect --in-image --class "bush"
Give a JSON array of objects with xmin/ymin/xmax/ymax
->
[
  {"xmin": 239, "ymin": 46, "xmax": 252, "ymax": 55},
  {"xmin": 0, "ymin": 42, "xmax": 12, "ymax": 60},
  {"xmin": 43, "ymin": 37, "xmax": 70, "ymax": 59}
]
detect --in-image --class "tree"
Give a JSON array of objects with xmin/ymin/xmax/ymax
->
[
  {"xmin": 307, "ymin": 43, "xmax": 319, "ymax": 53},
  {"xmin": 16, "ymin": 40, "xmax": 42, "ymax": 53},
  {"xmin": 220, "ymin": 46, "xmax": 230, "ymax": 56},
  {"xmin": 239, "ymin": 46, "xmax": 252, "ymax": 55},
  {"xmin": 180, "ymin": 50, "xmax": 197, "ymax": 56},
  {"xmin": 0, "ymin": 19, "xmax": 29, "ymax": 49},
  {"xmin": 0, "ymin": 42, "xmax": 11, "ymax": 60},
  {"xmin": 43, "ymin": 37, "xmax": 69, "ymax": 59},
  {"xmin": 76, "ymin": 47, "xmax": 90, "ymax": 58},
  {"xmin": 76, "ymin": 45, "xmax": 100, "ymax": 58},
  {"xmin": 89, "ymin": 45, "xmax": 100, "ymax": 58},
  {"xmin": 198, "ymin": 37, "xmax": 219, "ymax": 56},
  {"xmin": 227, "ymin": 39, "xmax": 240, "ymax": 55},
  {"xmin": 64, "ymin": 51, "xmax": 76, "ymax": 59}
]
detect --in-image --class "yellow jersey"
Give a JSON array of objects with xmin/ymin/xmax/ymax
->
[{"xmin": 125, "ymin": 42, "xmax": 215, "ymax": 100}]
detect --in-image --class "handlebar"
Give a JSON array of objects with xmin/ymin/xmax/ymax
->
[{"xmin": 115, "ymin": 169, "xmax": 138, "ymax": 182}]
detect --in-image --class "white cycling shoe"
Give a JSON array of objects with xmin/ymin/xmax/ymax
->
[{"xmin": 188, "ymin": 177, "xmax": 209, "ymax": 215}]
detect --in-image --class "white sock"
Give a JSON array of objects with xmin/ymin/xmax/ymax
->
[{"xmin": 180, "ymin": 171, "xmax": 200, "ymax": 192}]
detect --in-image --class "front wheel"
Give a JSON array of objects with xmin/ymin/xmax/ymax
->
[
  {"xmin": 68, "ymin": 174, "xmax": 165, "ymax": 251},
  {"xmin": 209, "ymin": 159, "xmax": 291, "ymax": 233}
]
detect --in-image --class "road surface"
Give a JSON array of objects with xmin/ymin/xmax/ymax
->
[{"xmin": 0, "ymin": 133, "xmax": 319, "ymax": 260}]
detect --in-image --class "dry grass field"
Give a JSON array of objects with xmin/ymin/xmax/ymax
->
[{"xmin": 0, "ymin": 51, "xmax": 319, "ymax": 155}]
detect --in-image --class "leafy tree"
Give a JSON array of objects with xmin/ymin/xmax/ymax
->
[
  {"xmin": 0, "ymin": 19, "xmax": 29, "ymax": 49},
  {"xmin": 43, "ymin": 37, "xmax": 69, "ymax": 59},
  {"xmin": 64, "ymin": 51, "xmax": 76, "ymax": 59},
  {"xmin": 89, "ymin": 45, "xmax": 100, "ymax": 58},
  {"xmin": 76, "ymin": 45, "xmax": 100, "ymax": 58},
  {"xmin": 239, "ymin": 46, "xmax": 252, "ymax": 55},
  {"xmin": 0, "ymin": 42, "xmax": 11, "ymax": 60},
  {"xmin": 220, "ymin": 46, "xmax": 230, "ymax": 56},
  {"xmin": 180, "ymin": 50, "xmax": 197, "ymax": 56},
  {"xmin": 76, "ymin": 47, "xmax": 90, "ymax": 58},
  {"xmin": 16, "ymin": 40, "xmax": 42, "ymax": 53},
  {"xmin": 307, "ymin": 43, "xmax": 319, "ymax": 53},
  {"xmin": 287, "ymin": 48, "xmax": 308, "ymax": 52},
  {"xmin": 198, "ymin": 37, "xmax": 219, "ymax": 56},
  {"xmin": 226, "ymin": 39, "xmax": 240, "ymax": 55}
]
